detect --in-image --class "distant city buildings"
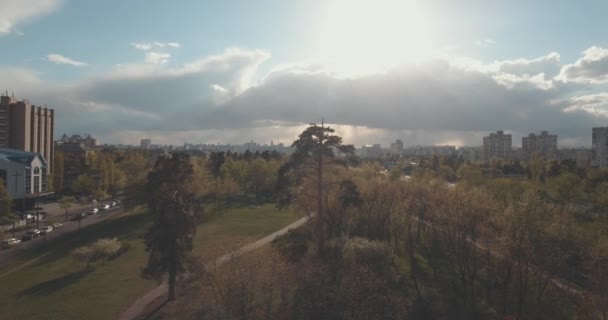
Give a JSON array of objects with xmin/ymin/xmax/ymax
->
[
  {"xmin": 483, "ymin": 130, "xmax": 512, "ymax": 160},
  {"xmin": 0, "ymin": 93, "xmax": 55, "ymax": 173},
  {"xmin": 140, "ymin": 138, "xmax": 152, "ymax": 150},
  {"xmin": 592, "ymin": 127, "xmax": 608, "ymax": 168},
  {"xmin": 404, "ymin": 145, "xmax": 456, "ymax": 157},
  {"xmin": 457, "ymin": 146, "xmax": 482, "ymax": 162},
  {"xmin": 59, "ymin": 133, "xmax": 97, "ymax": 149},
  {"xmin": 390, "ymin": 139, "xmax": 404, "ymax": 155},
  {"xmin": 559, "ymin": 148, "xmax": 591, "ymax": 168},
  {"xmin": 522, "ymin": 131, "xmax": 557, "ymax": 160},
  {"xmin": 361, "ymin": 144, "xmax": 382, "ymax": 158}
]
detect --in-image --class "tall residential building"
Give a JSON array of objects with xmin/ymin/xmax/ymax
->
[
  {"xmin": 483, "ymin": 130, "xmax": 512, "ymax": 161},
  {"xmin": 140, "ymin": 138, "xmax": 152, "ymax": 150},
  {"xmin": 592, "ymin": 127, "xmax": 608, "ymax": 168},
  {"xmin": 0, "ymin": 93, "xmax": 55, "ymax": 173},
  {"xmin": 522, "ymin": 131, "xmax": 557, "ymax": 161},
  {"xmin": 390, "ymin": 139, "xmax": 404, "ymax": 155}
]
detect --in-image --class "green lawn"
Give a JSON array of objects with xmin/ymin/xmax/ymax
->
[{"xmin": 0, "ymin": 204, "xmax": 300, "ymax": 320}]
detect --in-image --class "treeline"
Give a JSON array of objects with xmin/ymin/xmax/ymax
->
[{"xmin": 161, "ymin": 125, "xmax": 608, "ymax": 320}]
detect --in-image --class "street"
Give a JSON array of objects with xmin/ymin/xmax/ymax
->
[{"xmin": 0, "ymin": 202, "xmax": 123, "ymax": 268}]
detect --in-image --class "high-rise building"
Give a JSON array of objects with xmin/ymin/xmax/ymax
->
[
  {"xmin": 0, "ymin": 93, "xmax": 55, "ymax": 173},
  {"xmin": 140, "ymin": 138, "xmax": 152, "ymax": 150},
  {"xmin": 592, "ymin": 127, "xmax": 608, "ymax": 168},
  {"xmin": 390, "ymin": 139, "xmax": 404, "ymax": 155},
  {"xmin": 483, "ymin": 130, "xmax": 512, "ymax": 161},
  {"xmin": 522, "ymin": 131, "xmax": 557, "ymax": 161}
]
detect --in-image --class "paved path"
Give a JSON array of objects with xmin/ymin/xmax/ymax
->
[{"xmin": 118, "ymin": 215, "xmax": 310, "ymax": 320}]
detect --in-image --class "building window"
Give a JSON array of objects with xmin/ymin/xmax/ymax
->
[
  {"xmin": 41, "ymin": 167, "xmax": 47, "ymax": 192},
  {"xmin": 25, "ymin": 170, "xmax": 32, "ymax": 194}
]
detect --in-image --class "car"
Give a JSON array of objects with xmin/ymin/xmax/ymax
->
[
  {"xmin": 1, "ymin": 238, "xmax": 21, "ymax": 249},
  {"xmin": 19, "ymin": 212, "xmax": 34, "ymax": 220},
  {"xmin": 40, "ymin": 225, "xmax": 54, "ymax": 234},
  {"xmin": 102, "ymin": 204, "xmax": 111, "ymax": 210},
  {"xmin": 52, "ymin": 222, "xmax": 63, "ymax": 229},
  {"xmin": 71, "ymin": 212, "xmax": 87, "ymax": 221},
  {"xmin": 110, "ymin": 201, "xmax": 117, "ymax": 207},
  {"xmin": 22, "ymin": 229, "xmax": 41, "ymax": 240},
  {"xmin": 88, "ymin": 208, "xmax": 99, "ymax": 215}
]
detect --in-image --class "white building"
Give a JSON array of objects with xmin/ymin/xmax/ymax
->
[{"xmin": 0, "ymin": 148, "xmax": 50, "ymax": 199}]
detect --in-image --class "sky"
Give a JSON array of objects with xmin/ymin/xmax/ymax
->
[{"xmin": 1, "ymin": 0, "xmax": 608, "ymax": 147}]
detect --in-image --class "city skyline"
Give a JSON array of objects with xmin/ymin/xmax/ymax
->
[{"xmin": 1, "ymin": 0, "xmax": 608, "ymax": 146}]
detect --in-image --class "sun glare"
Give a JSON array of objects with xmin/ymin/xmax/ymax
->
[{"xmin": 317, "ymin": 0, "xmax": 433, "ymax": 77}]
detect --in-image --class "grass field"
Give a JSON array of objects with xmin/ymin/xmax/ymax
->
[{"xmin": 0, "ymin": 203, "xmax": 300, "ymax": 320}]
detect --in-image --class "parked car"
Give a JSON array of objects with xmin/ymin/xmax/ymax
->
[
  {"xmin": 22, "ymin": 229, "xmax": 41, "ymax": 241},
  {"xmin": 25, "ymin": 229, "xmax": 40, "ymax": 239},
  {"xmin": 101, "ymin": 204, "xmax": 111, "ymax": 210},
  {"xmin": 1, "ymin": 238, "xmax": 21, "ymax": 249},
  {"xmin": 52, "ymin": 222, "xmax": 63, "ymax": 229},
  {"xmin": 71, "ymin": 212, "xmax": 87, "ymax": 221},
  {"xmin": 110, "ymin": 201, "xmax": 117, "ymax": 207},
  {"xmin": 88, "ymin": 208, "xmax": 99, "ymax": 215},
  {"xmin": 18, "ymin": 212, "xmax": 33, "ymax": 220},
  {"xmin": 40, "ymin": 225, "xmax": 54, "ymax": 234}
]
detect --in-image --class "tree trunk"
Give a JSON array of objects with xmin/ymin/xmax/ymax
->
[
  {"xmin": 168, "ymin": 259, "xmax": 176, "ymax": 301},
  {"xmin": 317, "ymin": 123, "xmax": 324, "ymax": 252}
]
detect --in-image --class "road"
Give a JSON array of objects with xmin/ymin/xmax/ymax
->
[
  {"xmin": 118, "ymin": 215, "xmax": 311, "ymax": 320},
  {"xmin": 0, "ymin": 205, "xmax": 122, "ymax": 268}
]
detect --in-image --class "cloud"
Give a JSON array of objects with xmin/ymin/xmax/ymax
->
[
  {"xmin": 6, "ymin": 47, "xmax": 608, "ymax": 147},
  {"xmin": 491, "ymin": 52, "xmax": 561, "ymax": 77},
  {"xmin": 475, "ymin": 38, "xmax": 495, "ymax": 47},
  {"xmin": 46, "ymin": 54, "xmax": 88, "ymax": 67},
  {"xmin": 131, "ymin": 41, "xmax": 181, "ymax": 51},
  {"xmin": 144, "ymin": 52, "xmax": 171, "ymax": 64},
  {"xmin": 559, "ymin": 46, "xmax": 608, "ymax": 83},
  {"xmin": 564, "ymin": 92, "xmax": 608, "ymax": 118},
  {"xmin": 0, "ymin": 0, "xmax": 61, "ymax": 35}
]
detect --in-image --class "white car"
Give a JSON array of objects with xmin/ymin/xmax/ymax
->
[
  {"xmin": 88, "ymin": 208, "xmax": 99, "ymax": 215},
  {"xmin": 52, "ymin": 222, "xmax": 63, "ymax": 229},
  {"xmin": 1, "ymin": 238, "xmax": 21, "ymax": 249},
  {"xmin": 40, "ymin": 225, "xmax": 54, "ymax": 234},
  {"xmin": 102, "ymin": 204, "xmax": 111, "ymax": 210}
]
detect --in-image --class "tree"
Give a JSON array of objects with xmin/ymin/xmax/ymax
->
[
  {"xmin": 0, "ymin": 178, "xmax": 16, "ymax": 236},
  {"xmin": 277, "ymin": 122, "xmax": 355, "ymax": 251},
  {"xmin": 142, "ymin": 153, "xmax": 197, "ymax": 301},
  {"xmin": 72, "ymin": 174, "xmax": 96, "ymax": 198},
  {"xmin": 59, "ymin": 196, "xmax": 76, "ymax": 221},
  {"xmin": 53, "ymin": 151, "xmax": 65, "ymax": 193}
]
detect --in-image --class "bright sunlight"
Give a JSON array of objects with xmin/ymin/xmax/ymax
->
[{"xmin": 317, "ymin": 0, "xmax": 433, "ymax": 77}]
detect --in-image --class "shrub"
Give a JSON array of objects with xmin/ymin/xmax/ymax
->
[{"xmin": 72, "ymin": 238, "xmax": 123, "ymax": 268}]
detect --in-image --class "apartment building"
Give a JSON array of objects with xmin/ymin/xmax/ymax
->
[
  {"xmin": 483, "ymin": 130, "xmax": 512, "ymax": 160},
  {"xmin": 592, "ymin": 127, "xmax": 608, "ymax": 168},
  {"xmin": 522, "ymin": 131, "xmax": 557, "ymax": 161},
  {"xmin": 0, "ymin": 93, "xmax": 55, "ymax": 173}
]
